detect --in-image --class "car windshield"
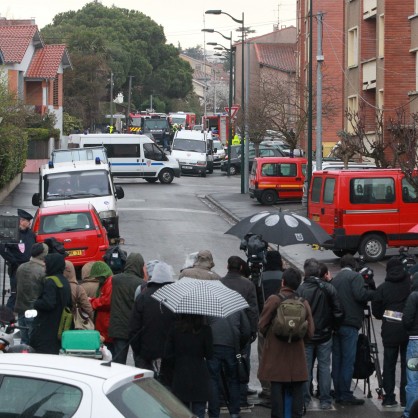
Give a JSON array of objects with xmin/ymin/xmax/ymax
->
[
  {"xmin": 40, "ymin": 212, "xmax": 94, "ymax": 234},
  {"xmin": 172, "ymin": 138, "xmax": 206, "ymax": 153},
  {"xmin": 107, "ymin": 377, "xmax": 194, "ymax": 418},
  {"xmin": 171, "ymin": 117, "xmax": 186, "ymax": 125},
  {"xmin": 44, "ymin": 170, "xmax": 111, "ymax": 200},
  {"xmin": 143, "ymin": 120, "xmax": 168, "ymax": 130},
  {"xmin": 213, "ymin": 141, "xmax": 223, "ymax": 151},
  {"xmin": 52, "ymin": 148, "xmax": 108, "ymax": 164}
]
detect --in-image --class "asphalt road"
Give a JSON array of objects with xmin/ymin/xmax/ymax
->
[{"xmin": 0, "ymin": 170, "xmax": 407, "ymax": 418}]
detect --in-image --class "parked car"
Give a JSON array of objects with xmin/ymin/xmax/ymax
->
[
  {"xmin": 0, "ymin": 353, "xmax": 194, "ymax": 417},
  {"xmin": 261, "ymin": 139, "xmax": 304, "ymax": 157},
  {"xmin": 32, "ymin": 203, "xmax": 109, "ymax": 268},
  {"xmin": 213, "ymin": 139, "xmax": 226, "ymax": 168},
  {"xmin": 220, "ymin": 144, "xmax": 285, "ymax": 175}
]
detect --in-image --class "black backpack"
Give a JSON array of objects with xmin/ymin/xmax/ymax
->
[
  {"xmin": 353, "ymin": 333, "xmax": 375, "ymax": 379},
  {"xmin": 103, "ymin": 245, "xmax": 127, "ymax": 274}
]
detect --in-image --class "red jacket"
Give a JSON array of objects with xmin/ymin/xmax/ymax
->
[{"xmin": 91, "ymin": 276, "xmax": 113, "ymax": 343}]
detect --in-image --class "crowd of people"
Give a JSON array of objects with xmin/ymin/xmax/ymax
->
[{"xmin": 1, "ymin": 209, "xmax": 418, "ymax": 418}]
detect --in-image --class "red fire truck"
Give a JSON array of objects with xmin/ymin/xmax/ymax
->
[
  {"xmin": 202, "ymin": 113, "xmax": 231, "ymax": 145},
  {"xmin": 169, "ymin": 112, "xmax": 196, "ymax": 129}
]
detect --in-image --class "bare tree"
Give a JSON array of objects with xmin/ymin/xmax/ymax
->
[{"xmin": 387, "ymin": 108, "xmax": 418, "ymax": 192}]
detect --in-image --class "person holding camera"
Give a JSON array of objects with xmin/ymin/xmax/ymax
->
[
  {"xmin": 331, "ymin": 254, "xmax": 375, "ymax": 405},
  {"xmin": 371, "ymin": 256, "xmax": 410, "ymax": 408}
]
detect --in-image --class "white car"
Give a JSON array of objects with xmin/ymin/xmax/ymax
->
[
  {"xmin": 0, "ymin": 354, "xmax": 194, "ymax": 417},
  {"xmin": 212, "ymin": 140, "xmax": 226, "ymax": 167}
]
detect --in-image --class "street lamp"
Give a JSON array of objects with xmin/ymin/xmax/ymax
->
[{"xmin": 206, "ymin": 9, "xmax": 245, "ymax": 193}]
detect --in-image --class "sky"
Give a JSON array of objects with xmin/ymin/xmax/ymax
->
[{"xmin": 0, "ymin": 0, "xmax": 296, "ymax": 49}]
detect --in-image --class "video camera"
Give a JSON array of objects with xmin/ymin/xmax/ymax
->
[
  {"xmin": 398, "ymin": 247, "xmax": 416, "ymax": 272},
  {"xmin": 240, "ymin": 234, "xmax": 268, "ymax": 286},
  {"xmin": 357, "ymin": 255, "xmax": 375, "ymax": 290}
]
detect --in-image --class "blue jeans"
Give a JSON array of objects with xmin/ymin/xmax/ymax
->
[
  {"xmin": 183, "ymin": 401, "xmax": 206, "ymax": 418},
  {"xmin": 332, "ymin": 326, "xmax": 358, "ymax": 401},
  {"xmin": 404, "ymin": 339, "xmax": 418, "ymax": 418},
  {"xmin": 17, "ymin": 314, "xmax": 34, "ymax": 345},
  {"xmin": 207, "ymin": 345, "xmax": 240, "ymax": 418},
  {"xmin": 304, "ymin": 338, "xmax": 332, "ymax": 405}
]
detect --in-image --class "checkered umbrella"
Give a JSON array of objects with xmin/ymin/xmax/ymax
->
[{"xmin": 151, "ymin": 277, "xmax": 249, "ymax": 318}]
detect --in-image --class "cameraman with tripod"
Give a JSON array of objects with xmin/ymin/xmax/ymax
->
[{"xmin": 372, "ymin": 256, "xmax": 410, "ymax": 408}]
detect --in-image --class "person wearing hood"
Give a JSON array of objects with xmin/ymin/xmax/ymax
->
[
  {"xmin": 402, "ymin": 272, "xmax": 418, "ymax": 418},
  {"xmin": 15, "ymin": 242, "xmax": 49, "ymax": 344},
  {"xmin": 129, "ymin": 262, "xmax": 177, "ymax": 384},
  {"xmin": 80, "ymin": 261, "xmax": 98, "ymax": 298},
  {"xmin": 372, "ymin": 256, "xmax": 411, "ymax": 408},
  {"xmin": 108, "ymin": 252, "xmax": 145, "ymax": 364},
  {"xmin": 89, "ymin": 261, "xmax": 114, "ymax": 353},
  {"xmin": 63, "ymin": 260, "xmax": 93, "ymax": 320},
  {"xmin": 30, "ymin": 253, "xmax": 71, "ymax": 354},
  {"xmin": 179, "ymin": 250, "xmax": 221, "ymax": 280}
]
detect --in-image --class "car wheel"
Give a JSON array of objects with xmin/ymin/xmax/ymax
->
[
  {"xmin": 261, "ymin": 190, "xmax": 277, "ymax": 205},
  {"xmin": 359, "ymin": 234, "xmax": 386, "ymax": 262},
  {"xmin": 229, "ymin": 165, "xmax": 237, "ymax": 175},
  {"xmin": 158, "ymin": 169, "xmax": 174, "ymax": 184},
  {"xmin": 145, "ymin": 178, "xmax": 158, "ymax": 183}
]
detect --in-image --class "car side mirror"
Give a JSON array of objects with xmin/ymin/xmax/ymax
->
[
  {"xmin": 115, "ymin": 185, "xmax": 124, "ymax": 200},
  {"xmin": 407, "ymin": 357, "xmax": 418, "ymax": 371},
  {"xmin": 32, "ymin": 193, "xmax": 40, "ymax": 206}
]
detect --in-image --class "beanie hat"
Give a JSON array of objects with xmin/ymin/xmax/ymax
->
[
  {"xmin": 146, "ymin": 260, "xmax": 160, "ymax": 279},
  {"xmin": 149, "ymin": 262, "xmax": 175, "ymax": 284},
  {"xmin": 386, "ymin": 256, "xmax": 403, "ymax": 273},
  {"xmin": 31, "ymin": 242, "xmax": 48, "ymax": 259},
  {"xmin": 90, "ymin": 261, "xmax": 113, "ymax": 279},
  {"xmin": 265, "ymin": 250, "xmax": 283, "ymax": 271}
]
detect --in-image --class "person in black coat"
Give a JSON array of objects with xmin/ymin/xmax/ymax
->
[
  {"xmin": 128, "ymin": 262, "xmax": 176, "ymax": 385},
  {"xmin": 165, "ymin": 314, "xmax": 213, "ymax": 418},
  {"xmin": 0, "ymin": 209, "xmax": 36, "ymax": 311},
  {"xmin": 30, "ymin": 253, "xmax": 72, "ymax": 354},
  {"xmin": 372, "ymin": 256, "xmax": 411, "ymax": 407}
]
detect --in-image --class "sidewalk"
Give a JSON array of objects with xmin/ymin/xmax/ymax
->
[{"xmin": 208, "ymin": 192, "xmax": 402, "ymax": 418}]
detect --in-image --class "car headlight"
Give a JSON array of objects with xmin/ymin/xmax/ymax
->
[{"xmin": 99, "ymin": 210, "xmax": 117, "ymax": 219}]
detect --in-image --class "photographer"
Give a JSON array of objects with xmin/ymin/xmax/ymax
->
[
  {"xmin": 372, "ymin": 257, "xmax": 410, "ymax": 408},
  {"xmin": 331, "ymin": 254, "xmax": 375, "ymax": 405}
]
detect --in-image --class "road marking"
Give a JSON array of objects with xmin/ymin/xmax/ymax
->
[{"xmin": 118, "ymin": 207, "xmax": 216, "ymax": 215}]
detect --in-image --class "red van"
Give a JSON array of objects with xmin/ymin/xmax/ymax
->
[
  {"xmin": 249, "ymin": 157, "xmax": 307, "ymax": 205},
  {"xmin": 308, "ymin": 169, "xmax": 418, "ymax": 261}
]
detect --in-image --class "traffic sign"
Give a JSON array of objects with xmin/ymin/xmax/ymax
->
[{"xmin": 224, "ymin": 105, "xmax": 240, "ymax": 119}]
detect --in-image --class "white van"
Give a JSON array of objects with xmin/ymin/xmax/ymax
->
[
  {"xmin": 68, "ymin": 134, "xmax": 181, "ymax": 184},
  {"xmin": 32, "ymin": 159, "xmax": 124, "ymax": 241},
  {"xmin": 171, "ymin": 130, "xmax": 213, "ymax": 177}
]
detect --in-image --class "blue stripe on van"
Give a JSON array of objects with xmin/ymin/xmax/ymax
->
[{"xmin": 110, "ymin": 162, "xmax": 164, "ymax": 166}]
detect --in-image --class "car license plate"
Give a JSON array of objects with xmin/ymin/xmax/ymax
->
[
  {"xmin": 312, "ymin": 215, "xmax": 320, "ymax": 222},
  {"xmin": 68, "ymin": 250, "xmax": 83, "ymax": 257},
  {"xmin": 182, "ymin": 166, "xmax": 192, "ymax": 170}
]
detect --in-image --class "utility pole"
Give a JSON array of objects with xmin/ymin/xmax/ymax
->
[
  {"xmin": 307, "ymin": 0, "xmax": 313, "ymax": 191},
  {"xmin": 110, "ymin": 72, "xmax": 114, "ymax": 127},
  {"xmin": 316, "ymin": 12, "xmax": 324, "ymax": 171},
  {"xmin": 126, "ymin": 75, "xmax": 133, "ymax": 132},
  {"xmin": 244, "ymin": 40, "xmax": 250, "ymax": 193}
]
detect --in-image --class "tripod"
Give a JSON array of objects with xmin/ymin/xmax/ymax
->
[{"xmin": 359, "ymin": 305, "xmax": 384, "ymax": 399}]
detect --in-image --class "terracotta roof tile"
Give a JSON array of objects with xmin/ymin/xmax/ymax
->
[
  {"xmin": 0, "ymin": 25, "xmax": 39, "ymax": 63},
  {"xmin": 254, "ymin": 43, "xmax": 296, "ymax": 73},
  {"xmin": 26, "ymin": 45, "xmax": 68, "ymax": 79}
]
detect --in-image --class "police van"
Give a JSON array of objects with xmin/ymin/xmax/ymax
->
[
  {"xmin": 68, "ymin": 134, "xmax": 180, "ymax": 184},
  {"xmin": 32, "ymin": 158, "xmax": 124, "ymax": 241}
]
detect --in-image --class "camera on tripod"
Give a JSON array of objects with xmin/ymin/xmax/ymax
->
[
  {"xmin": 240, "ymin": 234, "xmax": 268, "ymax": 285},
  {"xmin": 357, "ymin": 255, "xmax": 375, "ymax": 289}
]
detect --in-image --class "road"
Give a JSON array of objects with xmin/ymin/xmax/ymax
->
[{"xmin": 0, "ymin": 170, "xmax": 408, "ymax": 417}]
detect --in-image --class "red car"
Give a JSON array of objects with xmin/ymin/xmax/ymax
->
[{"xmin": 32, "ymin": 203, "xmax": 109, "ymax": 267}]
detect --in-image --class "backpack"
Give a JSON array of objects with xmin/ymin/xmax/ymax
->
[
  {"xmin": 103, "ymin": 245, "xmax": 127, "ymax": 274},
  {"xmin": 272, "ymin": 294, "xmax": 308, "ymax": 343},
  {"xmin": 353, "ymin": 333, "xmax": 375, "ymax": 379}
]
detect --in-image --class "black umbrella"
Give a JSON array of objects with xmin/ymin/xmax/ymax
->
[{"xmin": 225, "ymin": 211, "xmax": 331, "ymax": 246}]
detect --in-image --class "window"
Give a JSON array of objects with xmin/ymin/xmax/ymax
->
[
  {"xmin": 350, "ymin": 178, "xmax": 395, "ymax": 204},
  {"xmin": 378, "ymin": 15, "xmax": 384, "ymax": 57},
  {"xmin": 348, "ymin": 27, "xmax": 358, "ymax": 67},
  {"xmin": 401, "ymin": 178, "xmax": 418, "ymax": 203},
  {"xmin": 0, "ymin": 376, "xmax": 82, "ymax": 417},
  {"xmin": 416, "ymin": 0, "xmax": 418, "ymax": 14},
  {"xmin": 311, "ymin": 177, "xmax": 323, "ymax": 203},
  {"xmin": 323, "ymin": 178, "xmax": 335, "ymax": 203},
  {"xmin": 144, "ymin": 143, "xmax": 165, "ymax": 161},
  {"xmin": 280, "ymin": 163, "xmax": 297, "ymax": 177},
  {"xmin": 347, "ymin": 95, "xmax": 359, "ymax": 133},
  {"xmin": 261, "ymin": 163, "xmax": 275, "ymax": 176},
  {"xmin": 53, "ymin": 74, "xmax": 59, "ymax": 107},
  {"xmin": 112, "ymin": 144, "xmax": 140, "ymax": 158}
]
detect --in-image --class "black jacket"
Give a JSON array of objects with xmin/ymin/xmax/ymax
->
[
  {"xmin": 129, "ymin": 282, "xmax": 176, "ymax": 360},
  {"xmin": 402, "ymin": 278, "xmax": 418, "ymax": 337},
  {"xmin": 298, "ymin": 276, "xmax": 344, "ymax": 343},
  {"xmin": 221, "ymin": 271, "xmax": 259, "ymax": 334},
  {"xmin": 372, "ymin": 265, "xmax": 410, "ymax": 346},
  {"xmin": 331, "ymin": 267, "xmax": 375, "ymax": 330}
]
